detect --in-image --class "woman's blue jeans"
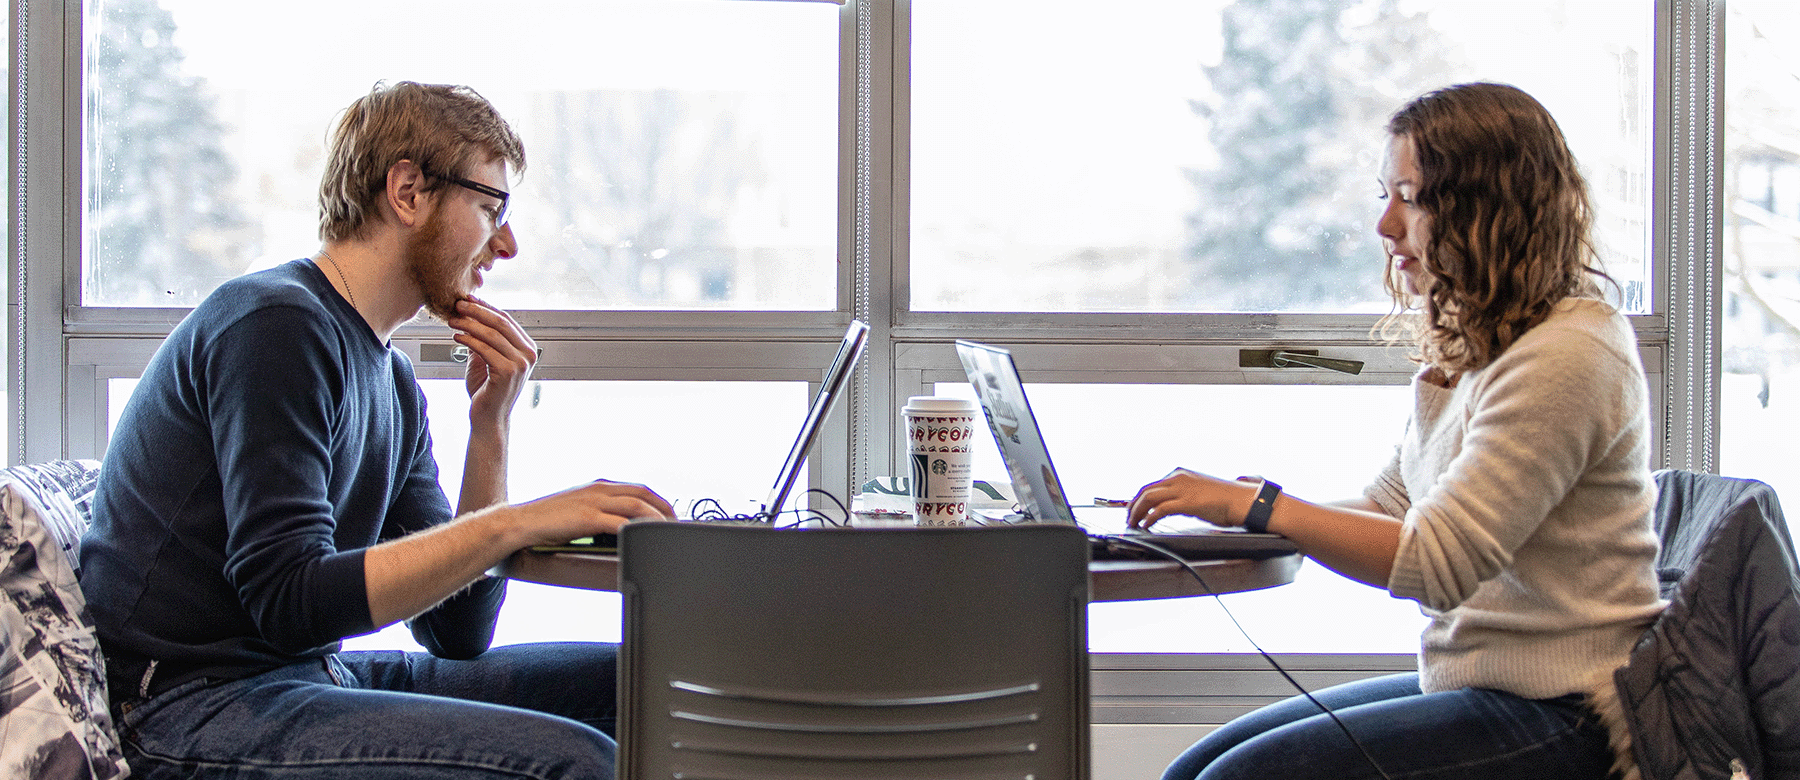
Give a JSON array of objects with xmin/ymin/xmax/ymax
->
[
  {"xmin": 115, "ymin": 642, "xmax": 619, "ymax": 780},
  {"xmin": 1162, "ymin": 672, "xmax": 1615, "ymax": 780}
]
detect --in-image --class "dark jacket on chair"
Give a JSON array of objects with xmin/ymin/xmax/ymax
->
[{"xmin": 1600, "ymin": 470, "xmax": 1800, "ymax": 780}]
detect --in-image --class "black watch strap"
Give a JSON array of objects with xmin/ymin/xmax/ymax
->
[{"xmin": 1243, "ymin": 478, "xmax": 1282, "ymax": 534}]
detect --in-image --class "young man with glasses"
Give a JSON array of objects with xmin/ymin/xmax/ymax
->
[{"xmin": 81, "ymin": 81, "xmax": 665, "ymax": 780}]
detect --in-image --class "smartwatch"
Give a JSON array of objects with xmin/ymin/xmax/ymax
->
[{"xmin": 1242, "ymin": 477, "xmax": 1282, "ymax": 534}]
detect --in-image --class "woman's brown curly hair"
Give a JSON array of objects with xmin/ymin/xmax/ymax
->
[{"xmin": 1377, "ymin": 82, "xmax": 1609, "ymax": 373}]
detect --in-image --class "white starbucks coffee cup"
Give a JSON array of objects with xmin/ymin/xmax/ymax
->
[{"xmin": 902, "ymin": 396, "xmax": 979, "ymax": 526}]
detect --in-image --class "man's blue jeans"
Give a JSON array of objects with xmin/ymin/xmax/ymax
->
[
  {"xmin": 1162, "ymin": 672, "xmax": 1615, "ymax": 780},
  {"xmin": 115, "ymin": 642, "xmax": 618, "ymax": 780}
]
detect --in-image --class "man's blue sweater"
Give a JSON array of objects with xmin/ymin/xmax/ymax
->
[{"xmin": 80, "ymin": 260, "xmax": 503, "ymax": 698}]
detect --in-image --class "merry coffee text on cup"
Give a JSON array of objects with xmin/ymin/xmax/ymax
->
[{"xmin": 910, "ymin": 424, "xmax": 975, "ymax": 443}]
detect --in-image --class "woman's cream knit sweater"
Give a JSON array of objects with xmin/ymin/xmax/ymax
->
[{"xmin": 1366, "ymin": 297, "xmax": 1666, "ymax": 699}]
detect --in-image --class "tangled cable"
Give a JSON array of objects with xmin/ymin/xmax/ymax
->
[{"xmin": 682, "ymin": 489, "xmax": 853, "ymax": 528}]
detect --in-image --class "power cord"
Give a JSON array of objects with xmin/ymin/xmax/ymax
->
[
  {"xmin": 790, "ymin": 488, "xmax": 853, "ymax": 527},
  {"xmin": 683, "ymin": 489, "xmax": 853, "ymax": 528},
  {"xmin": 1103, "ymin": 534, "xmax": 1395, "ymax": 780}
]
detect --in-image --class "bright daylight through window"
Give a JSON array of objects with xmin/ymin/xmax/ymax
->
[
  {"xmin": 911, "ymin": 0, "xmax": 1649, "ymax": 314},
  {"xmin": 83, "ymin": 0, "xmax": 838, "ymax": 310},
  {"xmin": 1722, "ymin": 0, "xmax": 1800, "ymax": 528}
]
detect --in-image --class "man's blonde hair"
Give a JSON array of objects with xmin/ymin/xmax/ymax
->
[{"xmin": 318, "ymin": 82, "xmax": 525, "ymax": 242}]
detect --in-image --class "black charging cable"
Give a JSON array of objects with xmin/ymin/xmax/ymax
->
[
  {"xmin": 684, "ymin": 489, "xmax": 854, "ymax": 528},
  {"xmin": 1103, "ymin": 534, "xmax": 1395, "ymax": 780},
  {"xmin": 792, "ymin": 488, "xmax": 853, "ymax": 527}
]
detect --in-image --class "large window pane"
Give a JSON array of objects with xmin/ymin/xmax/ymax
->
[
  {"xmin": 911, "ymin": 0, "xmax": 1650, "ymax": 314},
  {"xmin": 390, "ymin": 377, "xmax": 810, "ymax": 650},
  {"xmin": 933, "ymin": 381, "xmax": 1427, "ymax": 653},
  {"xmin": 84, "ymin": 0, "xmax": 838, "ymax": 310},
  {"xmin": 423, "ymin": 379, "xmax": 811, "ymax": 513},
  {"xmin": 431, "ymin": 377, "xmax": 812, "ymax": 650},
  {"xmin": 1722, "ymin": 0, "xmax": 1800, "ymax": 517}
]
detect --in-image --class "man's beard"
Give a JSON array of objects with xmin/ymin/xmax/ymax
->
[{"xmin": 404, "ymin": 211, "xmax": 475, "ymax": 322}]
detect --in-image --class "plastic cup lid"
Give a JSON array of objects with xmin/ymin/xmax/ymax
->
[{"xmin": 903, "ymin": 396, "xmax": 978, "ymax": 413}]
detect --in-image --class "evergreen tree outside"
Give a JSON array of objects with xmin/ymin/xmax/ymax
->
[
  {"xmin": 1184, "ymin": 0, "xmax": 1462, "ymax": 312},
  {"xmin": 85, "ymin": 0, "xmax": 251, "ymax": 306}
]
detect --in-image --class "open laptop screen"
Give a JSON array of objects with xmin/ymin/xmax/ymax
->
[
  {"xmin": 762, "ymin": 320, "xmax": 870, "ymax": 517},
  {"xmin": 953, "ymin": 339, "xmax": 1077, "ymax": 523}
]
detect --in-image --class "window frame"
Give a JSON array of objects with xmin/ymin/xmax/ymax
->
[
  {"xmin": 12, "ymin": 0, "xmax": 1716, "ymax": 473},
  {"xmin": 8, "ymin": 0, "xmax": 1723, "ymax": 742}
]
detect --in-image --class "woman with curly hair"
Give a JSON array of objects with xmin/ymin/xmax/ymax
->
[{"xmin": 1128, "ymin": 82, "xmax": 1663, "ymax": 780}]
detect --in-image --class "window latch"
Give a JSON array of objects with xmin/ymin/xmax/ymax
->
[
  {"xmin": 1239, "ymin": 349, "xmax": 1364, "ymax": 375},
  {"xmin": 419, "ymin": 343, "xmax": 472, "ymax": 364}
]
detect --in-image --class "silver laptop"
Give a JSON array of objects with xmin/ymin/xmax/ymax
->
[
  {"xmin": 532, "ymin": 321, "xmax": 869, "ymax": 552},
  {"xmin": 761, "ymin": 320, "xmax": 870, "ymax": 520},
  {"xmin": 954, "ymin": 339, "xmax": 1298, "ymax": 560}
]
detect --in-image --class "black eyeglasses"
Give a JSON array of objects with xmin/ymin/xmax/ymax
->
[{"xmin": 429, "ymin": 170, "xmax": 511, "ymax": 227}]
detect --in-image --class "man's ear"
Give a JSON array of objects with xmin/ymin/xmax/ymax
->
[{"xmin": 385, "ymin": 159, "xmax": 434, "ymax": 228}]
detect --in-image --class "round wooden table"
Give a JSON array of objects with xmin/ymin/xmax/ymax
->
[{"xmin": 498, "ymin": 545, "xmax": 1302, "ymax": 602}]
